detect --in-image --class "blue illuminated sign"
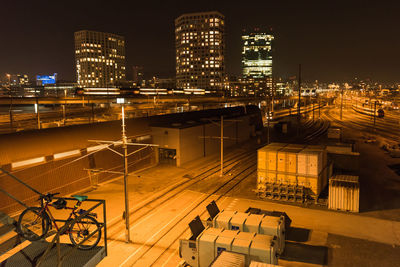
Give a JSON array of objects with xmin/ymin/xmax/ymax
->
[{"xmin": 36, "ymin": 73, "xmax": 57, "ymax": 85}]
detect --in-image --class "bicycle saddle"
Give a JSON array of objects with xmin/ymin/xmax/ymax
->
[{"xmin": 72, "ymin": 195, "xmax": 88, "ymax": 202}]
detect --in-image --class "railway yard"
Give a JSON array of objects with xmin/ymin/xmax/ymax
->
[
  {"xmin": 1, "ymin": 102, "xmax": 400, "ymax": 266},
  {"xmin": 71, "ymin": 106, "xmax": 400, "ymax": 265}
]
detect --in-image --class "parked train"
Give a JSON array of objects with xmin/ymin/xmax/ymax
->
[{"xmin": 352, "ymin": 104, "xmax": 384, "ymax": 118}]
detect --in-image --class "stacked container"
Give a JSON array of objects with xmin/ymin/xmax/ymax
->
[
  {"xmin": 211, "ymin": 210, "xmax": 285, "ymax": 254},
  {"xmin": 257, "ymin": 143, "xmax": 329, "ymax": 199},
  {"xmin": 187, "ymin": 228, "xmax": 279, "ymax": 267},
  {"xmin": 328, "ymin": 175, "xmax": 359, "ymax": 212}
]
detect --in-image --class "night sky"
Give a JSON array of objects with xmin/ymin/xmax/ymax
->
[{"xmin": 2, "ymin": 1, "xmax": 400, "ymax": 82}]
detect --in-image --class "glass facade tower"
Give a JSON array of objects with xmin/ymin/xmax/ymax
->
[{"xmin": 242, "ymin": 29, "xmax": 274, "ymax": 79}]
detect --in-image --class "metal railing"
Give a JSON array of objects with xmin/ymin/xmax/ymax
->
[
  {"xmin": 36, "ymin": 197, "xmax": 107, "ymax": 267},
  {"xmin": 0, "ymin": 167, "xmax": 107, "ymax": 266}
]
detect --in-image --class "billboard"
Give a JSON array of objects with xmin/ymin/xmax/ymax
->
[{"xmin": 36, "ymin": 73, "xmax": 57, "ymax": 85}]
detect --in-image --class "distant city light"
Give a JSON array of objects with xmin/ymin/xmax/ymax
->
[{"xmin": 36, "ymin": 73, "xmax": 57, "ymax": 85}]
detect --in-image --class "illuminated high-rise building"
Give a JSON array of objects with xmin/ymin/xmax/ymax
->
[
  {"xmin": 242, "ymin": 29, "xmax": 274, "ymax": 79},
  {"xmin": 74, "ymin": 30, "xmax": 126, "ymax": 88},
  {"xmin": 175, "ymin": 11, "xmax": 225, "ymax": 93}
]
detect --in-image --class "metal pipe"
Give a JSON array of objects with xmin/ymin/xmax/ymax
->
[
  {"xmin": 103, "ymin": 199, "xmax": 108, "ymax": 256},
  {"xmin": 0, "ymin": 187, "xmax": 29, "ymax": 209},
  {"xmin": 0, "ymin": 167, "xmax": 42, "ymax": 196}
]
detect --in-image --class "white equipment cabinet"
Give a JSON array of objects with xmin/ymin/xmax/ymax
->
[
  {"xmin": 212, "ymin": 210, "xmax": 285, "ymax": 254},
  {"xmin": 179, "ymin": 227, "xmax": 279, "ymax": 267}
]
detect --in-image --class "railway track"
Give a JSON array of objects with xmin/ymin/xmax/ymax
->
[
  {"xmin": 106, "ymin": 116, "xmax": 331, "ymax": 266},
  {"xmin": 121, "ymin": 154, "xmax": 257, "ymax": 266},
  {"xmin": 104, "ymin": 148, "xmax": 256, "ymax": 234},
  {"xmin": 323, "ymin": 107, "xmax": 400, "ymax": 143},
  {"xmin": 303, "ymin": 118, "xmax": 330, "ymax": 142},
  {"xmin": 98, "ymin": 146, "xmax": 259, "ymax": 266}
]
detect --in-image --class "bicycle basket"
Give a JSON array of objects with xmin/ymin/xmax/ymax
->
[{"xmin": 53, "ymin": 198, "xmax": 67, "ymax": 209}]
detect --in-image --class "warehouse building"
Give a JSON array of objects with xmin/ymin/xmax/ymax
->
[{"xmin": 150, "ymin": 106, "xmax": 262, "ymax": 166}]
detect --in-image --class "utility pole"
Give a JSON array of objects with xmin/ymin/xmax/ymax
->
[
  {"xmin": 89, "ymin": 102, "xmax": 158, "ymax": 243},
  {"xmin": 312, "ymin": 101, "xmax": 315, "ymax": 122},
  {"xmin": 318, "ymin": 97, "xmax": 321, "ymax": 118},
  {"xmin": 63, "ymin": 89, "xmax": 67, "ymax": 126},
  {"xmin": 373, "ymin": 100, "xmax": 377, "ymax": 128},
  {"xmin": 340, "ymin": 87, "xmax": 344, "ymax": 120},
  {"xmin": 297, "ymin": 64, "xmax": 301, "ymax": 136},
  {"xmin": 271, "ymin": 76, "xmax": 275, "ymax": 113},
  {"xmin": 200, "ymin": 116, "xmax": 239, "ymax": 177},
  {"xmin": 9, "ymin": 97, "xmax": 13, "ymax": 131},
  {"xmin": 121, "ymin": 105, "xmax": 130, "ymax": 243}
]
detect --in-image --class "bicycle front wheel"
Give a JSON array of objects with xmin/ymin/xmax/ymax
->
[
  {"xmin": 69, "ymin": 215, "xmax": 101, "ymax": 250},
  {"xmin": 17, "ymin": 207, "xmax": 50, "ymax": 241}
]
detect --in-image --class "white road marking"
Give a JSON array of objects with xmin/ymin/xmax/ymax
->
[{"xmin": 120, "ymin": 193, "xmax": 205, "ymax": 266}]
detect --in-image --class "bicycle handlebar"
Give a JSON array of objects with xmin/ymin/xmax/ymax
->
[{"xmin": 39, "ymin": 192, "xmax": 60, "ymax": 202}]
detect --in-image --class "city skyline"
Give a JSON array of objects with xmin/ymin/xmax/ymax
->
[{"xmin": 1, "ymin": 1, "xmax": 400, "ymax": 82}]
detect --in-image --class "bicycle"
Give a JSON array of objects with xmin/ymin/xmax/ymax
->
[{"xmin": 17, "ymin": 193, "xmax": 102, "ymax": 250}]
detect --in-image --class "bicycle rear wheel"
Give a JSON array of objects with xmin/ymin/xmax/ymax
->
[
  {"xmin": 17, "ymin": 207, "xmax": 50, "ymax": 241},
  {"xmin": 69, "ymin": 215, "xmax": 101, "ymax": 250}
]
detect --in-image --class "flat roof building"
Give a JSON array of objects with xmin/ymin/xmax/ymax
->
[
  {"xmin": 175, "ymin": 11, "xmax": 225, "ymax": 93},
  {"xmin": 75, "ymin": 30, "xmax": 126, "ymax": 88},
  {"xmin": 242, "ymin": 28, "xmax": 274, "ymax": 79}
]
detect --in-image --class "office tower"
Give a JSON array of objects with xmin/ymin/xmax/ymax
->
[
  {"xmin": 132, "ymin": 66, "xmax": 144, "ymax": 86},
  {"xmin": 175, "ymin": 11, "xmax": 225, "ymax": 93},
  {"xmin": 74, "ymin": 30, "xmax": 126, "ymax": 88},
  {"xmin": 242, "ymin": 28, "xmax": 274, "ymax": 79}
]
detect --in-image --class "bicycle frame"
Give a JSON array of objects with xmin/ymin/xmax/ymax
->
[{"xmin": 39, "ymin": 199, "xmax": 83, "ymax": 234}]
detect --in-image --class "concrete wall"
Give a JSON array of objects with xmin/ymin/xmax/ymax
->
[
  {"xmin": 0, "ymin": 117, "xmax": 150, "ymax": 166},
  {"xmin": 151, "ymin": 127, "xmax": 181, "ymax": 165},
  {"xmin": 180, "ymin": 125, "xmax": 204, "ymax": 165}
]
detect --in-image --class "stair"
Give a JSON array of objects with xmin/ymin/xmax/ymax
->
[{"xmin": 0, "ymin": 211, "xmax": 26, "ymax": 261}]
